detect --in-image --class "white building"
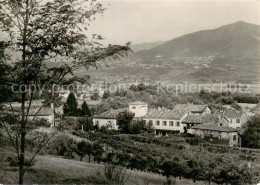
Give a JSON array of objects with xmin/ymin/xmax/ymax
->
[
  {"xmin": 142, "ymin": 108, "xmax": 188, "ymax": 133},
  {"xmin": 93, "ymin": 102, "xmax": 214, "ymax": 133},
  {"xmin": 93, "ymin": 108, "xmax": 128, "ymax": 130},
  {"xmin": 27, "ymin": 108, "xmax": 55, "ymax": 127},
  {"xmin": 129, "ymin": 101, "xmax": 148, "ymax": 118},
  {"xmin": 223, "ymin": 109, "xmax": 248, "ymax": 129}
]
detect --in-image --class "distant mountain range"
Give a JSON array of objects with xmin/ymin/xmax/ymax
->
[
  {"xmin": 130, "ymin": 41, "xmax": 165, "ymax": 52},
  {"xmin": 132, "ymin": 21, "xmax": 260, "ymax": 59}
]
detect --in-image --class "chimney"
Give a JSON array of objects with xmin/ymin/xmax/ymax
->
[{"xmin": 51, "ymin": 103, "xmax": 54, "ymax": 109}]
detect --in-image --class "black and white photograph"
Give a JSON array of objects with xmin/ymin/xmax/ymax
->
[{"xmin": 0, "ymin": 0, "xmax": 260, "ymax": 184}]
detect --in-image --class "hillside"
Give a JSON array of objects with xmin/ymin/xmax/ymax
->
[
  {"xmin": 132, "ymin": 21, "xmax": 260, "ymax": 59},
  {"xmin": 130, "ymin": 41, "xmax": 165, "ymax": 52}
]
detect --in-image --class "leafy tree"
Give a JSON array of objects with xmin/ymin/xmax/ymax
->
[
  {"xmin": 130, "ymin": 120, "xmax": 152, "ymax": 134},
  {"xmin": 92, "ymin": 142, "xmax": 104, "ymax": 163},
  {"xmin": 81, "ymin": 101, "xmax": 91, "ymax": 117},
  {"xmin": 0, "ymin": 0, "xmax": 130, "ymax": 183},
  {"xmin": 242, "ymin": 116, "xmax": 260, "ymax": 149},
  {"xmin": 116, "ymin": 111, "xmax": 134, "ymax": 134},
  {"xmin": 161, "ymin": 161, "xmax": 174, "ymax": 180},
  {"xmin": 77, "ymin": 117, "xmax": 94, "ymax": 131},
  {"xmin": 75, "ymin": 141, "xmax": 92, "ymax": 162}
]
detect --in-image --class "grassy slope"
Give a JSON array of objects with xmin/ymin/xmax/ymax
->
[{"xmin": 0, "ymin": 147, "xmax": 206, "ymax": 184}]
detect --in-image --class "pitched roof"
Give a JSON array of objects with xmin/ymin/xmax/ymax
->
[
  {"xmin": 191, "ymin": 124, "xmax": 238, "ymax": 132},
  {"xmin": 93, "ymin": 108, "xmax": 128, "ymax": 119},
  {"xmin": 144, "ymin": 108, "xmax": 187, "ymax": 120},
  {"xmin": 129, "ymin": 101, "xmax": 148, "ymax": 105},
  {"xmin": 182, "ymin": 114, "xmax": 219, "ymax": 124},
  {"xmin": 27, "ymin": 108, "xmax": 54, "ymax": 116},
  {"xmin": 174, "ymin": 104, "xmax": 208, "ymax": 113},
  {"xmin": 8, "ymin": 106, "xmax": 53, "ymax": 116},
  {"xmin": 223, "ymin": 109, "xmax": 243, "ymax": 118}
]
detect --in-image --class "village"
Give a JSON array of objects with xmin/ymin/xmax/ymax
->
[{"xmin": 5, "ymin": 84, "xmax": 260, "ymax": 148}]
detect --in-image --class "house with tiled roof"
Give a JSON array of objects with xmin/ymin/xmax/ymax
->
[
  {"xmin": 92, "ymin": 101, "xmax": 247, "ymax": 144},
  {"xmin": 173, "ymin": 104, "xmax": 211, "ymax": 115},
  {"xmin": 93, "ymin": 108, "xmax": 128, "ymax": 130},
  {"xmin": 142, "ymin": 108, "xmax": 188, "ymax": 133},
  {"xmin": 5, "ymin": 103, "xmax": 55, "ymax": 127},
  {"xmin": 27, "ymin": 107, "xmax": 55, "ymax": 126},
  {"xmin": 182, "ymin": 114, "xmax": 223, "ymax": 129},
  {"xmin": 190, "ymin": 124, "xmax": 239, "ymax": 146},
  {"xmin": 92, "ymin": 102, "xmax": 211, "ymax": 133},
  {"xmin": 222, "ymin": 109, "xmax": 248, "ymax": 129}
]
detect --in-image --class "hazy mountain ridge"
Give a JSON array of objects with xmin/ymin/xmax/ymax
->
[
  {"xmin": 130, "ymin": 41, "xmax": 165, "ymax": 52},
  {"xmin": 132, "ymin": 21, "xmax": 260, "ymax": 59}
]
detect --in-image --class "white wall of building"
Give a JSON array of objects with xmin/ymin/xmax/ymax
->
[
  {"xmin": 27, "ymin": 114, "xmax": 54, "ymax": 127},
  {"xmin": 143, "ymin": 113, "xmax": 187, "ymax": 133},
  {"xmin": 129, "ymin": 103, "xmax": 148, "ymax": 118}
]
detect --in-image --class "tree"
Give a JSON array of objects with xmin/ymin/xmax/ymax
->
[
  {"xmin": 64, "ymin": 93, "xmax": 80, "ymax": 116},
  {"xmin": 92, "ymin": 142, "xmax": 104, "ymax": 163},
  {"xmin": 77, "ymin": 117, "xmax": 94, "ymax": 131},
  {"xmin": 116, "ymin": 111, "xmax": 134, "ymax": 134},
  {"xmin": 161, "ymin": 161, "xmax": 175, "ymax": 182},
  {"xmin": 81, "ymin": 101, "xmax": 91, "ymax": 117},
  {"xmin": 242, "ymin": 116, "xmax": 260, "ymax": 149},
  {"xmin": 0, "ymin": 0, "xmax": 130, "ymax": 183},
  {"xmin": 75, "ymin": 141, "xmax": 92, "ymax": 162}
]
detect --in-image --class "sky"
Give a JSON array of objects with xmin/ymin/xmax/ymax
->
[{"xmin": 88, "ymin": 0, "xmax": 260, "ymax": 45}]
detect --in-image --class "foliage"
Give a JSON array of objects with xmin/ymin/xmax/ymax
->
[
  {"xmin": 242, "ymin": 116, "xmax": 260, "ymax": 149},
  {"xmin": 234, "ymin": 96, "xmax": 259, "ymax": 104},
  {"xmin": 101, "ymin": 164, "xmax": 130, "ymax": 185},
  {"xmin": 75, "ymin": 141, "xmax": 92, "ymax": 162},
  {"xmin": 130, "ymin": 120, "xmax": 154, "ymax": 134},
  {"xmin": 77, "ymin": 117, "xmax": 95, "ymax": 131},
  {"xmin": 74, "ymin": 131, "xmax": 258, "ymax": 184},
  {"xmin": 0, "ymin": 0, "xmax": 130, "ymax": 182},
  {"xmin": 5, "ymin": 156, "xmax": 35, "ymax": 168},
  {"xmin": 116, "ymin": 111, "xmax": 134, "ymax": 134},
  {"xmin": 92, "ymin": 142, "xmax": 104, "ymax": 163},
  {"xmin": 81, "ymin": 101, "xmax": 92, "ymax": 117},
  {"xmin": 64, "ymin": 93, "xmax": 80, "ymax": 116},
  {"xmin": 48, "ymin": 135, "xmax": 76, "ymax": 158},
  {"xmin": 102, "ymin": 92, "xmax": 110, "ymax": 99}
]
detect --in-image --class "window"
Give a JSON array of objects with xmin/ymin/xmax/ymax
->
[
  {"xmin": 143, "ymin": 120, "xmax": 147, "ymax": 124},
  {"xmin": 95, "ymin": 120, "xmax": 99, "ymax": 125},
  {"xmin": 219, "ymin": 134, "xmax": 222, "ymax": 139},
  {"xmin": 156, "ymin": 120, "xmax": 160, "ymax": 126},
  {"xmin": 220, "ymin": 123, "xmax": 223, "ymax": 126},
  {"xmin": 132, "ymin": 107, "xmax": 136, "ymax": 109},
  {"xmin": 149, "ymin": 120, "xmax": 153, "ymax": 125},
  {"xmin": 230, "ymin": 119, "xmax": 233, "ymax": 123},
  {"xmin": 169, "ymin": 121, "xmax": 174, "ymax": 126},
  {"xmin": 163, "ymin": 121, "xmax": 167, "ymax": 126},
  {"xmin": 233, "ymin": 135, "xmax": 237, "ymax": 141},
  {"xmin": 236, "ymin": 119, "xmax": 240, "ymax": 123},
  {"xmin": 176, "ymin": 121, "xmax": 180, "ymax": 127}
]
